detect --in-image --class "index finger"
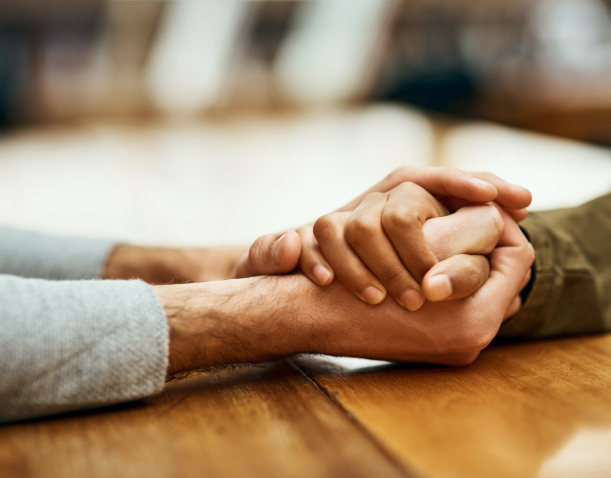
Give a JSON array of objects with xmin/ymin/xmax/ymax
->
[
  {"xmin": 469, "ymin": 172, "xmax": 532, "ymax": 210},
  {"xmin": 337, "ymin": 166, "xmax": 498, "ymax": 212}
]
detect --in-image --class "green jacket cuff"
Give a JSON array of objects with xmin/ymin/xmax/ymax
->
[{"xmin": 497, "ymin": 211, "xmax": 605, "ymax": 339}]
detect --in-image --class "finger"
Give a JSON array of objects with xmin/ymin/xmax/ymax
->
[
  {"xmin": 472, "ymin": 206, "xmax": 535, "ymax": 315},
  {"xmin": 233, "ymin": 230, "xmax": 301, "ymax": 279},
  {"xmin": 439, "ymin": 197, "xmax": 529, "ymax": 222},
  {"xmin": 313, "ymin": 212, "xmax": 387, "ymax": 305},
  {"xmin": 337, "ymin": 166, "xmax": 498, "ymax": 212},
  {"xmin": 504, "ymin": 295, "xmax": 522, "ymax": 320},
  {"xmin": 422, "ymin": 254, "xmax": 490, "ymax": 302},
  {"xmin": 381, "ymin": 182, "xmax": 445, "ymax": 282},
  {"xmin": 507, "ymin": 208, "xmax": 529, "ymax": 222},
  {"xmin": 520, "ymin": 268, "xmax": 532, "ymax": 291},
  {"xmin": 423, "ymin": 204, "xmax": 505, "ymax": 261},
  {"xmin": 345, "ymin": 191, "xmax": 425, "ymax": 310},
  {"xmin": 470, "ymin": 172, "xmax": 532, "ymax": 210},
  {"xmin": 296, "ymin": 226, "xmax": 334, "ymax": 286}
]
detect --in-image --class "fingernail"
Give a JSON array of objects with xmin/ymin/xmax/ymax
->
[
  {"xmin": 272, "ymin": 233, "xmax": 286, "ymax": 265},
  {"xmin": 312, "ymin": 264, "xmax": 331, "ymax": 284},
  {"xmin": 361, "ymin": 286, "xmax": 385, "ymax": 304},
  {"xmin": 428, "ymin": 274, "xmax": 452, "ymax": 301},
  {"xmin": 400, "ymin": 289, "xmax": 424, "ymax": 311}
]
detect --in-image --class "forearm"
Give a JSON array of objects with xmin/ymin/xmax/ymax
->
[
  {"xmin": 154, "ymin": 275, "xmax": 306, "ymax": 375},
  {"xmin": 104, "ymin": 244, "xmax": 247, "ymax": 284},
  {"xmin": 499, "ymin": 192, "xmax": 611, "ymax": 339}
]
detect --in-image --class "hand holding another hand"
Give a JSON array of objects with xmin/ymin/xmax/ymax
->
[
  {"xmin": 160, "ymin": 166, "xmax": 535, "ymax": 373},
  {"xmin": 234, "ymin": 166, "xmax": 532, "ymax": 312},
  {"xmin": 289, "ymin": 205, "xmax": 534, "ymax": 367}
]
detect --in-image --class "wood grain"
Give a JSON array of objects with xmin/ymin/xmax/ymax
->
[
  {"xmin": 296, "ymin": 334, "xmax": 611, "ymax": 478},
  {"xmin": 0, "ymin": 361, "xmax": 409, "ymax": 478}
]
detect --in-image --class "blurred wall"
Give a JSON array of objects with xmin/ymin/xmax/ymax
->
[{"xmin": 1, "ymin": 0, "xmax": 611, "ymax": 143}]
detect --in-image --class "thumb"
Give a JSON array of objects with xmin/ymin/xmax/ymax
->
[
  {"xmin": 422, "ymin": 254, "xmax": 490, "ymax": 302},
  {"xmin": 233, "ymin": 231, "xmax": 301, "ymax": 279}
]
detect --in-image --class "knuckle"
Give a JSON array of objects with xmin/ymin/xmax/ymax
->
[
  {"xmin": 395, "ymin": 180, "xmax": 416, "ymax": 190},
  {"xmin": 388, "ymin": 165, "xmax": 411, "ymax": 182},
  {"xmin": 313, "ymin": 214, "xmax": 342, "ymax": 240},
  {"xmin": 365, "ymin": 191, "xmax": 385, "ymax": 202},
  {"xmin": 461, "ymin": 258, "xmax": 485, "ymax": 285},
  {"xmin": 394, "ymin": 181, "xmax": 424, "ymax": 197},
  {"xmin": 345, "ymin": 216, "xmax": 379, "ymax": 244},
  {"xmin": 382, "ymin": 209, "xmax": 418, "ymax": 233}
]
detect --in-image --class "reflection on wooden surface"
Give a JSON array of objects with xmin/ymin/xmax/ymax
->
[
  {"xmin": 1, "ymin": 335, "xmax": 610, "ymax": 478},
  {"xmin": 295, "ymin": 334, "xmax": 611, "ymax": 478}
]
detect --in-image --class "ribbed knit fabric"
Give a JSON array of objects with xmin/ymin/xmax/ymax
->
[
  {"xmin": 0, "ymin": 226, "xmax": 170, "ymax": 423},
  {"xmin": 0, "ymin": 225, "xmax": 117, "ymax": 280}
]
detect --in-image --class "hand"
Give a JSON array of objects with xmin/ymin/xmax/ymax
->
[
  {"xmin": 233, "ymin": 166, "xmax": 531, "ymax": 283},
  {"xmin": 306, "ymin": 199, "xmax": 504, "ymax": 310},
  {"xmin": 337, "ymin": 166, "xmax": 532, "ymax": 221},
  {"xmin": 158, "ymin": 206, "xmax": 534, "ymax": 374},
  {"xmin": 294, "ymin": 205, "xmax": 534, "ymax": 366}
]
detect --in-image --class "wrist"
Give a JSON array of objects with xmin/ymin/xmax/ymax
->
[
  {"xmin": 103, "ymin": 244, "xmax": 187, "ymax": 283},
  {"xmin": 103, "ymin": 244, "xmax": 247, "ymax": 284},
  {"xmin": 155, "ymin": 275, "xmax": 308, "ymax": 375}
]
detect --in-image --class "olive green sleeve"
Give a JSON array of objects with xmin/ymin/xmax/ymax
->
[{"xmin": 498, "ymin": 192, "xmax": 611, "ymax": 339}]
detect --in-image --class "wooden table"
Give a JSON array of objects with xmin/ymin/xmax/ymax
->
[{"xmin": 1, "ymin": 334, "xmax": 611, "ymax": 478}]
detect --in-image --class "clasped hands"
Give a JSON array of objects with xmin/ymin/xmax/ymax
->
[
  {"xmin": 134, "ymin": 166, "xmax": 534, "ymax": 374},
  {"xmin": 234, "ymin": 166, "xmax": 534, "ymax": 366}
]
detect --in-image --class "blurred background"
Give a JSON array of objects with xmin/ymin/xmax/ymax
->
[
  {"xmin": 2, "ymin": 2, "xmax": 609, "ymax": 470},
  {"xmin": 1, "ymin": 0, "xmax": 611, "ymax": 246}
]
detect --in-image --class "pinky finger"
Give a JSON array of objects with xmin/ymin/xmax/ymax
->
[{"xmin": 296, "ymin": 226, "xmax": 335, "ymax": 286}]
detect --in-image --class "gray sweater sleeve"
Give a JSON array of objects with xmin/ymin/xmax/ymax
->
[
  {"xmin": 0, "ymin": 275, "xmax": 169, "ymax": 423},
  {"xmin": 0, "ymin": 225, "xmax": 117, "ymax": 280},
  {"xmin": 0, "ymin": 225, "xmax": 169, "ymax": 423}
]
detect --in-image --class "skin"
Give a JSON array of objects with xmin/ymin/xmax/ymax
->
[
  {"xmin": 103, "ymin": 244, "xmax": 246, "ymax": 284},
  {"xmin": 102, "ymin": 166, "xmax": 534, "ymax": 373},
  {"xmin": 234, "ymin": 166, "xmax": 532, "ymax": 310},
  {"xmin": 156, "ymin": 205, "xmax": 534, "ymax": 375},
  {"xmin": 104, "ymin": 167, "xmax": 531, "ymax": 290}
]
